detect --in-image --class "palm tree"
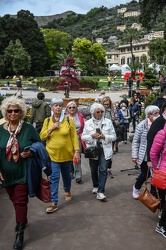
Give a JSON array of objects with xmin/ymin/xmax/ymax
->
[{"xmin": 122, "ymin": 28, "xmax": 139, "ymax": 78}]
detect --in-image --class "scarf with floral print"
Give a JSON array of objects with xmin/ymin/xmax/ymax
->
[{"xmin": 6, "ymin": 120, "xmax": 23, "ymax": 163}]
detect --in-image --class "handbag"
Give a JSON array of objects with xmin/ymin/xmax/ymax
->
[
  {"xmin": 138, "ymin": 169, "xmax": 161, "ymax": 213},
  {"xmin": 84, "ymin": 146, "xmax": 98, "ymax": 158},
  {"xmin": 36, "ymin": 177, "xmax": 51, "ymax": 203},
  {"xmin": 151, "ymin": 169, "xmax": 166, "ymax": 190}
]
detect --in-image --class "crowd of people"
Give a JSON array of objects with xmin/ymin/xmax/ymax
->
[{"xmin": 1, "ymin": 87, "xmax": 166, "ymax": 249}]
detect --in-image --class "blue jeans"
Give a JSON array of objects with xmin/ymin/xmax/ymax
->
[
  {"xmin": 89, "ymin": 147, "xmax": 109, "ymax": 193},
  {"xmin": 50, "ymin": 161, "xmax": 72, "ymax": 205}
]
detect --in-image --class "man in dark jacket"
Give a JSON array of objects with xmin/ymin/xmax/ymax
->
[
  {"xmin": 30, "ymin": 92, "xmax": 51, "ymax": 133},
  {"xmin": 152, "ymin": 88, "xmax": 166, "ymax": 110}
]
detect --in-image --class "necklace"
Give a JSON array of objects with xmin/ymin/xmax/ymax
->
[{"xmin": 52, "ymin": 116, "xmax": 60, "ymax": 123}]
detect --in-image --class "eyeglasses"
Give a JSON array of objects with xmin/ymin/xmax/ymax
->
[
  {"xmin": 96, "ymin": 111, "xmax": 104, "ymax": 114},
  {"xmin": 68, "ymin": 106, "xmax": 76, "ymax": 109},
  {"xmin": 7, "ymin": 109, "xmax": 20, "ymax": 113},
  {"xmin": 152, "ymin": 111, "xmax": 159, "ymax": 115}
]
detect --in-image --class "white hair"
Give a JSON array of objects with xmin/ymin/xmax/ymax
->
[
  {"xmin": 145, "ymin": 105, "xmax": 160, "ymax": 117},
  {"xmin": 90, "ymin": 103, "xmax": 105, "ymax": 115},
  {"xmin": 1, "ymin": 96, "xmax": 27, "ymax": 121},
  {"xmin": 50, "ymin": 98, "xmax": 63, "ymax": 107}
]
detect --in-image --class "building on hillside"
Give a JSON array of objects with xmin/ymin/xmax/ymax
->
[
  {"xmin": 107, "ymin": 36, "xmax": 118, "ymax": 44},
  {"xmin": 117, "ymin": 39, "xmax": 149, "ymax": 65},
  {"xmin": 117, "ymin": 8, "xmax": 127, "ymax": 14},
  {"xmin": 96, "ymin": 38, "xmax": 104, "ymax": 44},
  {"xmin": 131, "ymin": 23, "xmax": 142, "ymax": 31},
  {"xmin": 105, "ymin": 51, "xmax": 119, "ymax": 68},
  {"xmin": 144, "ymin": 31, "xmax": 164, "ymax": 40},
  {"xmin": 124, "ymin": 11, "xmax": 140, "ymax": 17},
  {"xmin": 117, "ymin": 25, "xmax": 126, "ymax": 32}
]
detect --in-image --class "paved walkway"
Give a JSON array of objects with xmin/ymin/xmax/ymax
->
[
  {"xmin": 3, "ymin": 88, "xmax": 128, "ymax": 103},
  {"xmin": 0, "ymin": 141, "xmax": 166, "ymax": 250}
]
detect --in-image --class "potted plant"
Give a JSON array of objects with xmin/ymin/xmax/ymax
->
[{"xmin": 140, "ymin": 68, "xmax": 159, "ymax": 95}]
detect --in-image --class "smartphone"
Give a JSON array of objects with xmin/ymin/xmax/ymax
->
[
  {"xmin": 23, "ymin": 146, "xmax": 30, "ymax": 152},
  {"xmin": 96, "ymin": 128, "xmax": 101, "ymax": 134}
]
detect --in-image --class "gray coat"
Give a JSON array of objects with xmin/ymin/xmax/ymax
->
[{"xmin": 132, "ymin": 119, "xmax": 148, "ymax": 165}]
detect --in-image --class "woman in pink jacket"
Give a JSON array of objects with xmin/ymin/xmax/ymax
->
[{"xmin": 150, "ymin": 123, "xmax": 166, "ymax": 238}]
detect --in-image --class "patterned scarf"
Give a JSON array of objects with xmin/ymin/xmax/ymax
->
[{"xmin": 6, "ymin": 120, "xmax": 23, "ymax": 163}]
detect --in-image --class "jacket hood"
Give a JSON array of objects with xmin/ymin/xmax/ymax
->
[{"xmin": 32, "ymin": 99, "xmax": 44, "ymax": 108}]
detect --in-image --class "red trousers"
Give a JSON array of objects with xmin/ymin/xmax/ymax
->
[{"xmin": 5, "ymin": 183, "xmax": 28, "ymax": 223}]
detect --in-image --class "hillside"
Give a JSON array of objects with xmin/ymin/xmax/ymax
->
[{"xmin": 27, "ymin": 0, "xmax": 165, "ymax": 45}]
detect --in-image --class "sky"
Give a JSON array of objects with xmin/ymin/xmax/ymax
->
[{"xmin": 0, "ymin": 0, "xmax": 131, "ymax": 16}]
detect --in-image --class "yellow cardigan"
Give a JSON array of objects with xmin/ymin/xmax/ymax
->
[{"xmin": 40, "ymin": 116, "xmax": 79, "ymax": 162}]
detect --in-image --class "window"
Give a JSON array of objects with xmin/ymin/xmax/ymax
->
[{"xmin": 121, "ymin": 57, "xmax": 125, "ymax": 64}]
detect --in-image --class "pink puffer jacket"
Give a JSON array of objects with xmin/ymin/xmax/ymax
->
[{"xmin": 150, "ymin": 124, "xmax": 166, "ymax": 170}]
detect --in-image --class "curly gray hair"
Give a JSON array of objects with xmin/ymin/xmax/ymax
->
[{"xmin": 1, "ymin": 96, "xmax": 27, "ymax": 121}]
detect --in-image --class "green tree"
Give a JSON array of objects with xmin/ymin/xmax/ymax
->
[
  {"xmin": 122, "ymin": 28, "xmax": 139, "ymax": 78},
  {"xmin": 15, "ymin": 10, "xmax": 49, "ymax": 76},
  {"xmin": 139, "ymin": 0, "xmax": 166, "ymax": 39},
  {"xmin": 148, "ymin": 38, "xmax": 166, "ymax": 64},
  {"xmin": 140, "ymin": 54, "xmax": 150, "ymax": 71},
  {"xmin": 4, "ymin": 39, "xmax": 31, "ymax": 75},
  {"xmin": 73, "ymin": 37, "xmax": 106, "ymax": 75},
  {"xmin": 40, "ymin": 28, "xmax": 72, "ymax": 67}
]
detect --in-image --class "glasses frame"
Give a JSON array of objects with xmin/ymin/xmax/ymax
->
[
  {"xmin": 68, "ymin": 106, "xmax": 76, "ymax": 109},
  {"xmin": 7, "ymin": 109, "xmax": 20, "ymax": 114},
  {"xmin": 96, "ymin": 110, "xmax": 104, "ymax": 114}
]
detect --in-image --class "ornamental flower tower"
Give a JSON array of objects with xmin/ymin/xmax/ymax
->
[{"xmin": 60, "ymin": 57, "xmax": 80, "ymax": 98}]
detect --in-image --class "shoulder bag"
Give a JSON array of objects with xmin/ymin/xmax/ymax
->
[
  {"xmin": 138, "ymin": 169, "xmax": 161, "ymax": 213},
  {"xmin": 36, "ymin": 177, "xmax": 51, "ymax": 203},
  {"xmin": 151, "ymin": 169, "xmax": 166, "ymax": 190},
  {"xmin": 84, "ymin": 146, "xmax": 98, "ymax": 158}
]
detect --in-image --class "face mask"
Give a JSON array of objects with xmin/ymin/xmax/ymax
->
[
  {"xmin": 122, "ymin": 107, "xmax": 126, "ymax": 111},
  {"xmin": 153, "ymin": 115, "xmax": 160, "ymax": 121},
  {"xmin": 162, "ymin": 113, "xmax": 166, "ymax": 120}
]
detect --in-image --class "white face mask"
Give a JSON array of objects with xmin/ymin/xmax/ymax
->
[
  {"xmin": 153, "ymin": 115, "xmax": 160, "ymax": 121},
  {"xmin": 162, "ymin": 112, "xmax": 166, "ymax": 120},
  {"xmin": 122, "ymin": 107, "xmax": 126, "ymax": 111}
]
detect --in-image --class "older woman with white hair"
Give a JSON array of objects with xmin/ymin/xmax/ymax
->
[
  {"xmin": 40, "ymin": 98, "xmax": 79, "ymax": 213},
  {"xmin": 66, "ymin": 101, "xmax": 85, "ymax": 184},
  {"xmin": 0, "ymin": 96, "xmax": 41, "ymax": 250},
  {"xmin": 82, "ymin": 103, "xmax": 116, "ymax": 201},
  {"xmin": 132, "ymin": 105, "xmax": 160, "ymax": 199}
]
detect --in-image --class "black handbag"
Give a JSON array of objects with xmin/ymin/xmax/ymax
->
[{"xmin": 84, "ymin": 146, "xmax": 98, "ymax": 158}]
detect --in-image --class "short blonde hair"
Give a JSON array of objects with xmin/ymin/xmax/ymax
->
[{"xmin": 1, "ymin": 96, "xmax": 27, "ymax": 121}]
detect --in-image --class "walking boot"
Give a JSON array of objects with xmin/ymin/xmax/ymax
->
[{"xmin": 13, "ymin": 223, "xmax": 25, "ymax": 250}]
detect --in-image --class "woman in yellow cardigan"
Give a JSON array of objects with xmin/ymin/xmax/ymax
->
[{"xmin": 40, "ymin": 98, "xmax": 80, "ymax": 213}]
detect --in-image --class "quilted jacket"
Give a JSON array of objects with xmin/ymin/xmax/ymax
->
[{"xmin": 132, "ymin": 119, "xmax": 148, "ymax": 165}]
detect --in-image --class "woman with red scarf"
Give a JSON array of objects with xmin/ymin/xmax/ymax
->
[{"xmin": 0, "ymin": 96, "xmax": 40, "ymax": 250}]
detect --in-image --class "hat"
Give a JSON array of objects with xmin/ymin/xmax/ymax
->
[{"xmin": 50, "ymin": 98, "xmax": 63, "ymax": 106}]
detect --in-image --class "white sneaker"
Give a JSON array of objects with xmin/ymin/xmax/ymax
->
[
  {"xmin": 97, "ymin": 192, "xmax": 107, "ymax": 201},
  {"xmin": 132, "ymin": 185, "xmax": 140, "ymax": 199},
  {"xmin": 92, "ymin": 188, "xmax": 98, "ymax": 194}
]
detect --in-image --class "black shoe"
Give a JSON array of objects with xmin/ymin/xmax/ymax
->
[
  {"xmin": 131, "ymin": 130, "xmax": 135, "ymax": 133},
  {"xmin": 13, "ymin": 223, "xmax": 25, "ymax": 250},
  {"xmin": 76, "ymin": 178, "xmax": 83, "ymax": 184}
]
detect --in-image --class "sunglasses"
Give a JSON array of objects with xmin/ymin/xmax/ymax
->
[
  {"xmin": 68, "ymin": 106, "xmax": 76, "ymax": 109},
  {"xmin": 96, "ymin": 111, "xmax": 104, "ymax": 114},
  {"xmin": 7, "ymin": 109, "xmax": 20, "ymax": 114}
]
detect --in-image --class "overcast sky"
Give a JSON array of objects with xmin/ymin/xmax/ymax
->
[{"xmin": 0, "ymin": 0, "xmax": 131, "ymax": 16}]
